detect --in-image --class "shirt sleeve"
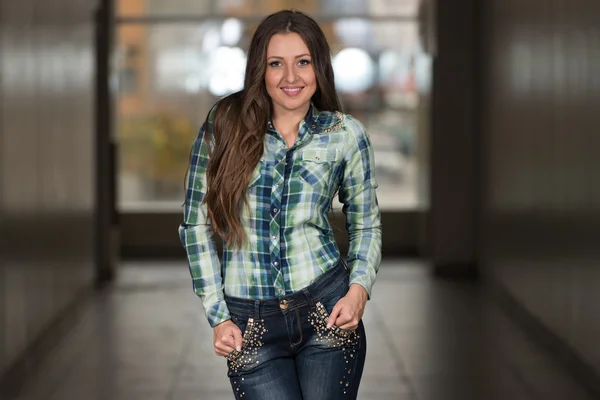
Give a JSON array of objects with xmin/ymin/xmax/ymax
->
[
  {"xmin": 178, "ymin": 108, "xmax": 230, "ymax": 327},
  {"xmin": 338, "ymin": 115, "xmax": 382, "ymax": 298}
]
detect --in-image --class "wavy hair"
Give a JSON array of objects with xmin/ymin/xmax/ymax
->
[{"xmin": 201, "ymin": 9, "xmax": 341, "ymax": 248}]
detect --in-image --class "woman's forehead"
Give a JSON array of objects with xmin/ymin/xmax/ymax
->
[{"xmin": 266, "ymin": 33, "xmax": 310, "ymax": 57}]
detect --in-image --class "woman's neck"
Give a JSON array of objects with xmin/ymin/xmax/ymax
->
[{"xmin": 271, "ymin": 104, "xmax": 310, "ymax": 136}]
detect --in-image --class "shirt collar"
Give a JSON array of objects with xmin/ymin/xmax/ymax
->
[{"xmin": 268, "ymin": 103, "xmax": 343, "ymax": 135}]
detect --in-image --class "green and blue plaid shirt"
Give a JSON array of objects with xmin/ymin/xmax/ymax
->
[{"xmin": 179, "ymin": 105, "xmax": 382, "ymax": 327}]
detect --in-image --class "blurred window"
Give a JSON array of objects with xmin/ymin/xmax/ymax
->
[{"xmin": 116, "ymin": 0, "xmax": 430, "ymax": 210}]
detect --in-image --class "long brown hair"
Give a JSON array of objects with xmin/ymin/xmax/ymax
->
[{"xmin": 202, "ymin": 9, "xmax": 341, "ymax": 248}]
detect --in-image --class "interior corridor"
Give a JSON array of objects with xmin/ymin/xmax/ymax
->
[{"xmin": 8, "ymin": 260, "xmax": 593, "ymax": 400}]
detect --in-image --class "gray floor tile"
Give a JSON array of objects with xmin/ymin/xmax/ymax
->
[
  {"xmin": 518, "ymin": 367, "xmax": 595, "ymax": 400},
  {"xmin": 174, "ymin": 375, "xmax": 233, "ymax": 392},
  {"xmin": 357, "ymin": 392, "xmax": 415, "ymax": 400},
  {"xmin": 411, "ymin": 376, "xmax": 532, "ymax": 400},
  {"xmin": 9, "ymin": 260, "xmax": 593, "ymax": 400},
  {"xmin": 358, "ymin": 374, "xmax": 415, "ymax": 395},
  {"xmin": 171, "ymin": 391, "xmax": 233, "ymax": 400},
  {"xmin": 49, "ymin": 387, "xmax": 169, "ymax": 400}
]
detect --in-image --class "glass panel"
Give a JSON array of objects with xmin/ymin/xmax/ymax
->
[
  {"xmin": 317, "ymin": 0, "xmax": 418, "ymax": 17},
  {"xmin": 117, "ymin": 0, "xmax": 417, "ymax": 17},
  {"xmin": 116, "ymin": 15, "xmax": 429, "ymax": 210},
  {"xmin": 117, "ymin": 0, "xmax": 256, "ymax": 17}
]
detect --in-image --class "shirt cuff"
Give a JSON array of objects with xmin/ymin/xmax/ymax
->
[
  {"xmin": 349, "ymin": 271, "xmax": 375, "ymax": 300},
  {"xmin": 204, "ymin": 299, "xmax": 231, "ymax": 328}
]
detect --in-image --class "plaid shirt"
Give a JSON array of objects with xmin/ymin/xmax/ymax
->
[{"xmin": 179, "ymin": 105, "xmax": 382, "ymax": 327}]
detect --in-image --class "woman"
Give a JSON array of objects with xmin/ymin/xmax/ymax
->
[{"xmin": 179, "ymin": 9, "xmax": 382, "ymax": 400}]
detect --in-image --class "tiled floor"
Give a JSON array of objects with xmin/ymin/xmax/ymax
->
[{"xmin": 9, "ymin": 260, "xmax": 593, "ymax": 400}]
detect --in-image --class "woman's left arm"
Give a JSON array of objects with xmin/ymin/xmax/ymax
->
[{"xmin": 327, "ymin": 116, "xmax": 382, "ymax": 330}]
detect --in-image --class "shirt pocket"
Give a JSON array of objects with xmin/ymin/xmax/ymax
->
[
  {"xmin": 248, "ymin": 158, "xmax": 264, "ymax": 189},
  {"xmin": 297, "ymin": 148, "xmax": 341, "ymax": 192}
]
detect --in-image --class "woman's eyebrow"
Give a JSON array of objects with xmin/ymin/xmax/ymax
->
[{"xmin": 267, "ymin": 53, "xmax": 311, "ymax": 60}]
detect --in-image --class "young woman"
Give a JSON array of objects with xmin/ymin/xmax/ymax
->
[{"xmin": 179, "ymin": 9, "xmax": 382, "ymax": 400}]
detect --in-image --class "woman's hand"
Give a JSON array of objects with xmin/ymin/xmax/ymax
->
[
  {"xmin": 327, "ymin": 284, "xmax": 368, "ymax": 330},
  {"xmin": 213, "ymin": 319, "xmax": 243, "ymax": 356}
]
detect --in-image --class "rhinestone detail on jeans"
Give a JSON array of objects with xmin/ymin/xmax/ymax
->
[
  {"xmin": 228, "ymin": 318, "xmax": 268, "ymax": 398},
  {"xmin": 309, "ymin": 302, "xmax": 358, "ymax": 347},
  {"xmin": 309, "ymin": 301, "xmax": 360, "ymax": 397},
  {"xmin": 226, "ymin": 318, "xmax": 268, "ymax": 372}
]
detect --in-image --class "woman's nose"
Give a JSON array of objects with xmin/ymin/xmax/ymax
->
[{"xmin": 285, "ymin": 64, "xmax": 297, "ymax": 83}]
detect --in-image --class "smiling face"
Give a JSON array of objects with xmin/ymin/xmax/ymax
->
[{"xmin": 265, "ymin": 32, "xmax": 317, "ymax": 117}]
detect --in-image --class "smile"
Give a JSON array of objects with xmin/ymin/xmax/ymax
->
[{"xmin": 281, "ymin": 87, "xmax": 304, "ymax": 97}]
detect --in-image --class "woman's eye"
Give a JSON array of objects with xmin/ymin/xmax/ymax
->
[
  {"xmin": 298, "ymin": 59, "xmax": 311, "ymax": 66},
  {"xmin": 269, "ymin": 61, "xmax": 282, "ymax": 67}
]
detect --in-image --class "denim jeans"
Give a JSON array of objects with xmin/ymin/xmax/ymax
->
[{"xmin": 224, "ymin": 261, "xmax": 367, "ymax": 400}]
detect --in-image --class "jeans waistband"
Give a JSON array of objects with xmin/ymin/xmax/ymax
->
[{"xmin": 224, "ymin": 260, "xmax": 348, "ymax": 318}]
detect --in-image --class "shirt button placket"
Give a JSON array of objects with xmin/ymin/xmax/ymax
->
[{"xmin": 269, "ymin": 148, "xmax": 285, "ymax": 294}]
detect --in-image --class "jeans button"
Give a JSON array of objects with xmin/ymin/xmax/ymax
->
[{"xmin": 279, "ymin": 299, "xmax": 289, "ymax": 310}]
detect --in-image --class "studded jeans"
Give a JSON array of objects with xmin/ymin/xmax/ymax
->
[{"xmin": 224, "ymin": 261, "xmax": 367, "ymax": 400}]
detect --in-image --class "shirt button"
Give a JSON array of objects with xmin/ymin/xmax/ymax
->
[
  {"xmin": 272, "ymin": 235, "xmax": 277, "ymax": 240},
  {"xmin": 274, "ymin": 261, "xmax": 279, "ymax": 266},
  {"xmin": 273, "ymin": 208, "xmax": 278, "ymax": 213}
]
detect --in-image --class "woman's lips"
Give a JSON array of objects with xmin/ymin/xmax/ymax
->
[{"xmin": 281, "ymin": 87, "xmax": 303, "ymax": 97}]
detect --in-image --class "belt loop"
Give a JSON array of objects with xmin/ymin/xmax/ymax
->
[
  {"xmin": 302, "ymin": 288, "xmax": 314, "ymax": 307},
  {"xmin": 254, "ymin": 300, "xmax": 261, "ymax": 320}
]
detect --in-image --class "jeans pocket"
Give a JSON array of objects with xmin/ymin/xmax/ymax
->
[
  {"xmin": 226, "ymin": 317, "xmax": 268, "ymax": 374},
  {"xmin": 308, "ymin": 301, "xmax": 360, "ymax": 349}
]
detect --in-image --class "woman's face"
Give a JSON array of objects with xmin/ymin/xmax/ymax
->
[{"xmin": 265, "ymin": 32, "xmax": 317, "ymax": 117}]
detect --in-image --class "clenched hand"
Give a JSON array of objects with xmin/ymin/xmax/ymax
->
[
  {"xmin": 213, "ymin": 319, "xmax": 243, "ymax": 356},
  {"xmin": 327, "ymin": 284, "xmax": 368, "ymax": 331}
]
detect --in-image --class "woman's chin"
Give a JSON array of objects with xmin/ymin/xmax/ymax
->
[{"xmin": 276, "ymin": 97, "xmax": 311, "ymax": 112}]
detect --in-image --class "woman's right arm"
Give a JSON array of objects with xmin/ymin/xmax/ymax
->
[{"xmin": 178, "ymin": 112, "xmax": 231, "ymax": 328}]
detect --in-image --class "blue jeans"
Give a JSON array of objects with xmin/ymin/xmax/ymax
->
[{"xmin": 224, "ymin": 261, "xmax": 367, "ymax": 400}]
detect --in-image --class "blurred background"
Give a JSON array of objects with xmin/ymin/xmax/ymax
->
[
  {"xmin": 1, "ymin": 0, "xmax": 600, "ymax": 399},
  {"xmin": 115, "ymin": 0, "xmax": 428, "ymax": 211}
]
